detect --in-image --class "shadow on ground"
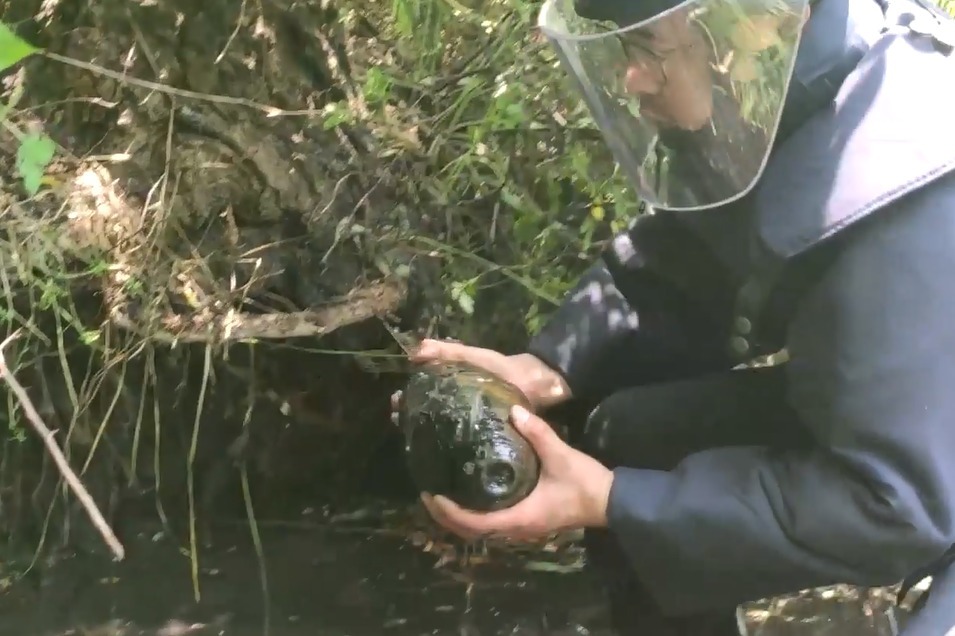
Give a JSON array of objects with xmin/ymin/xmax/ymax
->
[
  {"xmin": 0, "ymin": 501, "xmax": 912, "ymax": 636},
  {"xmin": 0, "ymin": 504, "xmax": 611, "ymax": 636}
]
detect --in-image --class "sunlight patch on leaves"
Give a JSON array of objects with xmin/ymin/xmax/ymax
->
[{"xmin": 0, "ymin": 23, "xmax": 40, "ymax": 72}]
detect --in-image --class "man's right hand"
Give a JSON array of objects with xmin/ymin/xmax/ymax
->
[{"xmin": 406, "ymin": 338, "xmax": 573, "ymax": 411}]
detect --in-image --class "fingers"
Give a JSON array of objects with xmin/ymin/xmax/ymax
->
[
  {"xmin": 389, "ymin": 390, "xmax": 403, "ymax": 427},
  {"xmin": 410, "ymin": 338, "xmax": 465, "ymax": 362},
  {"xmin": 422, "ymin": 492, "xmax": 524, "ymax": 540},
  {"xmin": 510, "ymin": 405, "xmax": 561, "ymax": 460},
  {"xmin": 411, "ymin": 339, "xmax": 512, "ymax": 379},
  {"xmin": 420, "ymin": 493, "xmax": 484, "ymax": 541}
]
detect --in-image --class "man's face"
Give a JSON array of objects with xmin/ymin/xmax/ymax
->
[
  {"xmin": 539, "ymin": 0, "xmax": 810, "ymax": 209},
  {"xmin": 618, "ymin": 10, "xmax": 714, "ymax": 131}
]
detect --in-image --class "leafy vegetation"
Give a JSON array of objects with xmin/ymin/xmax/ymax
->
[
  {"xmin": 0, "ymin": 0, "xmax": 641, "ymax": 594},
  {"xmin": 0, "ymin": 22, "xmax": 53, "ymax": 195}
]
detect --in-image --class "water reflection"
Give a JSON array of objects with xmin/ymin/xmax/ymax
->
[{"xmin": 0, "ymin": 502, "xmax": 911, "ymax": 636}]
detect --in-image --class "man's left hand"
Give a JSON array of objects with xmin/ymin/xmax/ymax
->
[{"xmin": 421, "ymin": 405, "xmax": 615, "ymax": 542}]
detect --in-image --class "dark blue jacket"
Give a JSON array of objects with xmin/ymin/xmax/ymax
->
[{"xmin": 526, "ymin": 0, "xmax": 955, "ymax": 629}]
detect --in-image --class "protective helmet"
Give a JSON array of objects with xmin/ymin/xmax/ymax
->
[{"xmin": 538, "ymin": 0, "xmax": 810, "ymax": 211}]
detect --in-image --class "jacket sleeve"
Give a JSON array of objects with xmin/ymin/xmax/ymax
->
[
  {"xmin": 526, "ymin": 218, "xmax": 734, "ymax": 404},
  {"xmin": 604, "ymin": 185, "xmax": 955, "ymax": 616}
]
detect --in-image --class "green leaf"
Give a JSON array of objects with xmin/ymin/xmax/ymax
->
[
  {"xmin": 16, "ymin": 132, "xmax": 56, "ymax": 196},
  {"xmin": 0, "ymin": 23, "xmax": 40, "ymax": 72},
  {"xmin": 80, "ymin": 330, "xmax": 101, "ymax": 345},
  {"xmin": 456, "ymin": 290, "xmax": 474, "ymax": 315},
  {"xmin": 450, "ymin": 281, "xmax": 475, "ymax": 316},
  {"xmin": 363, "ymin": 67, "xmax": 392, "ymax": 104},
  {"xmin": 19, "ymin": 164, "xmax": 42, "ymax": 196},
  {"xmin": 19, "ymin": 132, "xmax": 55, "ymax": 165},
  {"xmin": 321, "ymin": 103, "xmax": 351, "ymax": 130}
]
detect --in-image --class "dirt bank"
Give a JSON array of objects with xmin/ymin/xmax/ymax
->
[{"xmin": 0, "ymin": 0, "xmax": 551, "ymax": 564}]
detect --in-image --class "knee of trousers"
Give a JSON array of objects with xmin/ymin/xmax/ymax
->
[
  {"xmin": 578, "ymin": 389, "xmax": 653, "ymax": 469},
  {"xmin": 578, "ymin": 401, "xmax": 617, "ymax": 467}
]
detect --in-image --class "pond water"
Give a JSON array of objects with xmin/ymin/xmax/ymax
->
[
  {"xmin": 0, "ymin": 502, "xmax": 611, "ymax": 636},
  {"xmin": 0, "ymin": 500, "xmax": 911, "ymax": 636}
]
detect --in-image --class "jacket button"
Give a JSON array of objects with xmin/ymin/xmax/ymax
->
[
  {"xmin": 734, "ymin": 316, "xmax": 752, "ymax": 335},
  {"xmin": 730, "ymin": 336, "xmax": 750, "ymax": 355}
]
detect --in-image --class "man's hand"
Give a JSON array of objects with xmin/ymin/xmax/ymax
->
[
  {"xmin": 421, "ymin": 405, "xmax": 614, "ymax": 542},
  {"xmin": 409, "ymin": 338, "xmax": 572, "ymax": 410}
]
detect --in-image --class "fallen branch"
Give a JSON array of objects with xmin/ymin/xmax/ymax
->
[
  {"xmin": 0, "ymin": 331, "xmax": 126, "ymax": 561},
  {"xmin": 110, "ymin": 277, "xmax": 407, "ymax": 343}
]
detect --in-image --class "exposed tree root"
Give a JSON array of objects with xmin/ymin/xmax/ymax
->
[
  {"xmin": 0, "ymin": 330, "xmax": 126, "ymax": 561},
  {"xmin": 109, "ymin": 276, "xmax": 407, "ymax": 343}
]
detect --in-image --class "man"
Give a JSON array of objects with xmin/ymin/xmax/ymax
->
[{"xmin": 399, "ymin": 0, "xmax": 955, "ymax": 632}]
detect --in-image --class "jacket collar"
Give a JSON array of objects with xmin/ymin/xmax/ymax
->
[
  {"xmin": 775, "ymin": 0, "xmax": 887, "ymax": 143},
  {"xmin": 754, "ymin": 0, "xmax": 955, "ymax": 260}
]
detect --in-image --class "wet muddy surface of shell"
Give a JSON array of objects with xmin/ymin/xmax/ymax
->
[{"xmin": 396, "ymin": 362, "xmax": 540, "ymax": 512}]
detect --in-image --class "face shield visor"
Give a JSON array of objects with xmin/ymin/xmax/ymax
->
[{"xmin": 538, "ymin": 0, "xmax": 809, "ymax": 211}]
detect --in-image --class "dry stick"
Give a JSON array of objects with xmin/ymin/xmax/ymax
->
[
  {"xmin": 43, "ymin": 51, "xmax": 322, "ymax": 118},
  {"xmin": 109, "ymin": 278, "xmax": 407, "ymax": 343},
  {"xmin": 0, "ymin": 332, "xmax": 126, "ymax": 561}
]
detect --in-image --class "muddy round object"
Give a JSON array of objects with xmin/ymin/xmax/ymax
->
[{"xmin": 395, "ymin": 361, "xmax": 540, "ymax": 512}]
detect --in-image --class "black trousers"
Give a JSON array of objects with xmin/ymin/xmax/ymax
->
[{"xmin": 562, "ymin": 363, "xmax": 814, "ymax": 635}]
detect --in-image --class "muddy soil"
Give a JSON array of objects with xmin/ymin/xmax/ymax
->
[
  {"xmin": 0, "ymin": 496, "xmax": 914, "ymax": 636},
  {"xmin": 0, "ymin": 502, "xmax": 610, "ymax": 636}
]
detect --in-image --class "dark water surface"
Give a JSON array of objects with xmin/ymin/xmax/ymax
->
[
  {"xmin": 0, "ymin": 502, "xmax": 911, "ymax": 636},
  {"xmin": 0, "ymin": 504, "xmax": 610, "ymax": 636}
]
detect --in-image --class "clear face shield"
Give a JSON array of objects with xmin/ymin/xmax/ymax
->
[{"xmin": 538, "ymin": 0, "xmax": 810, "ymax": 211}]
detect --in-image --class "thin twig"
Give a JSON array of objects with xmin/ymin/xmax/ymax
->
[
  {"xmin": 43, "ymin": 51, "xmax": 322, "ymax": 118},
  {"xmin": 239, "ymin": 350, "xmax": 271, "ymax": 636},
  {"xmin": 216, "ymin": 0, "xmax": 249, "ymax": 64},
  {"xmin": 187, "ymin": 342, "xmax": 213, "ymax": 603},
  {"xmin": 0, "ymin": 331, "xmax": 125, "ymax": 561}
]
